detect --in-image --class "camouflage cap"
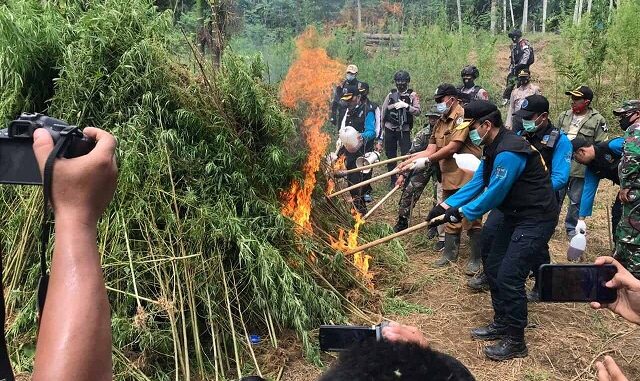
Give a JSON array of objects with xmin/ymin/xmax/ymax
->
[
  {"xmin": 346, "ymin": 64, "xmax": 359, "ymax": 74},
  {"xmin": 424, "ymin": 104, "xmax": 442, "ymax": 117},
  {"xmin": 613, "ymin": 100, "xmax": 640, "ymax": 116}
]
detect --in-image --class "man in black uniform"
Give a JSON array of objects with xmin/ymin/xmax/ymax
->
[
  {"xmin": 381, "ymin": 70, "xmax": 421, "ymax": 187},
  {"xmin": 502, "ymin": 29, "xmax": 534, "ymax": 106},
  {"xmin": 427, "ymin": 100, "xmax": 558, "ymax": 361},
  {"xmin": 457, "ymin": 65, "xmax": 489, "ymax": 106},
  {"xmin": 330, "ymin": 64, "xmax": 360, "ymax": 127},
  {"xmin": 340, "ymin": 85, "xmax": 378, "ymax": 215}
]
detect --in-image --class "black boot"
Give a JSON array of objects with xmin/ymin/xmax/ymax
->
[
  {"xmin": 471, "ymin": 321, "xmax": 507, "ymax": 341},
  {"xmin": 394, "ymin": 216, "xmax": 408, "ymax": 233},
  {"xmin": 466, "ymin": 230, "xmax": 482, "ymax": 275},
  {"xmin": 467, "ymin": 271, "xmax": 489, "ymax": 291},
  {"xmin": 527, "ymin": 288, "xmax": 540, "ymax": 302},
  {"xmin": 484, "ymin": 336, "xmax": 528, "ymax": 361},
  {"xmin": 434, "ymin": 233, "xmax": 459, "ymax": 267},
  {"xmin": 427, "ymin": 226, "xmax": 438, "ymax": 239}
]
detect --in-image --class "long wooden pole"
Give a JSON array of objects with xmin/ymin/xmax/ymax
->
[
  {"xmin": 346, "ymin": 215, "xmax": 445, "ymax": 254},
  {"xmin": 336, "ymin": 154, "xmax": 413, "ymax": 176},
  {"xmin": 363, "ymin": 185, "xmax": 400, "ymax": 220},
  {"xmin": 328, "ymin": 168, "xmax": 400, "ymax": 198}
]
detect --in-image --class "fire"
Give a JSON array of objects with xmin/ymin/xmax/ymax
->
[
  {"xmin": 330, "ymin": 211, "xmax": 374, "ymax": 287},
  {"xmin": 280, "ymin": 27, "xmax": 344, "ymax": 231},
  {"xmin": 326, "ymin": 155, "xmax": 346, "ymax": 195}
]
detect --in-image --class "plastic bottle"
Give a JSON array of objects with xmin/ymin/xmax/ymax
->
[
  {"xmin": 567, "ymin": 232, "xmax": 586, "ymax": 261},
  {"xmin": 453, "ymin": 153, "xmax": 481, "ymax": 172}
]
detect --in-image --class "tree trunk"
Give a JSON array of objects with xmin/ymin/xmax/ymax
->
[
  {"xmin": 356, "ymin": 0, "xmax": 362, "ymax": 30},
  {"xmin": 509, "ymin": 0, "xmax": 515, "ymax": 29},
  {"xmin": 573, "ymin": 0, "xmax": 580, "ymax": 24},
  {"xmin": 578, "ymin": 0, "xmax": 585, "ymax": 23},
  {"xmin": 209, "ymin": 0, "xmax": 231, "ymax": 68},
  {"xmin": 609, "ymin": 0, "xmax": 614, "ymax": 21},
  {"xmin": 456, "ymin": 0, "xmax": 462, "ymax": 33},
  {"xmin": 521, "ymin": 0, "xmax": 528, "ymax": 32},
  {"xmin": 490, "ymin": 0, "xmax": 498, "ymax": 33},
  {"xmin": 503, "ymin": 0, "xmax": 507, "ymax": 31},
  {"xmin": 542, "ymin": 0, "xmax": 548, "ymax": 33},
  {"xmin": 587, "ymin": 0, "xmax": 593, "ymax": 13}
]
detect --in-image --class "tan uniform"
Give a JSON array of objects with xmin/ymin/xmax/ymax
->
[
  {"xmin": 505, "ymin": 83, "xmax": 541, "ymax": 129},
  {"xmin": 429, "ymin": 102, "xmax": 483, "ymax": 234}
]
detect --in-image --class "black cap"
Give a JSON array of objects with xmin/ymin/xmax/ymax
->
[
  {"xmin": 515, "ymin": 94, "xmax": 550, "ymax": 119},
  {"xmin": 571, "ymin": 136, "xmax": 591, "ymax": 151},
  {"xmin": 341, "ymin": 85, "xmax": 360, "ymax": 100},
  {"xmin": 565, "ymin": 85, "xmax": 594, "ymax": 101},
  {"xmin": 434, "ymin": 83, "xmax": 458, "ymax": 100},
  {"xmin": 457, "ymin": 100, "xmax": 499, "ymax": 130},
  {"xmin": 358, "ymin": 82, "xmax": 370, "ymax": 96},
  {"xmin": 508, "ymin": 29, "xmax": 522, "ymax": 39},
  {"xmin": 517, "ymin": 68, "xmax": 531, "ymax": 77}
]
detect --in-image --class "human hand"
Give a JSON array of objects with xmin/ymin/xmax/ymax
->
[
  {"xmin": 596, "ymin": 356, "xmax": 629, "ymax": 381},
  {"xmin": 33, "ymin": 127, "xmax": 118, "ymax": 227},
  {"xmin": 394, "ymin": 101, "xmax": 409, "ymax": 110},
  {"xmin": 395, "ymin": 175, "xmax": 405, "ymax": 187},
  {"xmin": 397, "ymin": 156, "xmax": 418, "ymax": 172},
  {"xmin": 575, "ymin": 219, "xmax": 587, "ymax": 235},
  {"xmin": 375, "ymin": 141, "xmax": 383, "ymax": 152},
  {"xmin": 382, "ymin": 322, "xmax": 429, "ymax": 348},
  {"xmin": 443, "ymin": 207, "xmax": 462, "ymax": 224},
  {"xmin": 619, "ymin": 189, "xmax": 634, "ymax": 204},
  {"xmin": 590, "ymin": 257, "xmax": 640, "ymax": 325}
]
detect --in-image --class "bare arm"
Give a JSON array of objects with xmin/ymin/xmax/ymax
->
[
  {"xmin": 32, "ymin": 127, "xmax": 117, "ymax": 381},
  {"xmin": 428, "ymin": 140, "xmax": 463, "ymax": 163}
]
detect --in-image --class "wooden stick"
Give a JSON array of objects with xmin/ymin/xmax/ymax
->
[
  {"xmin": 328, "ymin": 168, "xmax": 400, "ymax": 198},
  {"xmin": 336, "ymin": 154, "xmax": 413, "ymax": 176},
  {"xmin": 346, "ymin": 215, "xmax": 445, "ymax": 254},
  {"xmin": 363, "ymin": 185, "xmax": 400, "ymax": 220}
]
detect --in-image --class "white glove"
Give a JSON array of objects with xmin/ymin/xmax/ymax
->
[
  {"xmin": 575, "ymin": 220, "xmax": 587, "ymax": 235},
  {"xmin": 410, "ymin": 157, "xmax": 429, "ymax": 170},
  {"xmin": 394, "ymin": 101, "xmax": 409, "ymax": 109}
]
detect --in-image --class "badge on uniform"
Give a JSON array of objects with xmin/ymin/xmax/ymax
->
[
  {"xmin": 542, "ymin": 135, "xmax": 550, "ymax": 144},
  {"xmin": 601, "ymin": 123, "xmax": 608, "ymax": 132},
  {"xmin": 605, "ymin": 153, "xmax": 613, "ymax": 163},
  {"xmin": 495, "ymin": 166, "xmax": 508, "ymax": 179}
]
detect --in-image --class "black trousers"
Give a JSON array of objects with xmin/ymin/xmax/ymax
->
[
  {"xmin": 345, "ymin": 142, "xmax": 374, "ymax": 215},
  {"xmin": 482, "ymin": 214, "xmax": 557, "ymax": 337},
  {"xmin": 384, "ymin": 128, "xmax": 412, "ymax": 182}
]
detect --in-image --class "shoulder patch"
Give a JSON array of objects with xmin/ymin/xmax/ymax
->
[
  {"xmin": 494, "ymin": 165, "xmax": 508, "ymax": 180},
  {"xmin": 456, "ymin": 117, "xmax": 464, "ymax": 126},
  {"xmin": 601, "ymin": 123, "xmax": 608, "ymax": 132}
]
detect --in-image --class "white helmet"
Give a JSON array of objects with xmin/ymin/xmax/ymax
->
[{"xmin": 339, "ymin": 126, "xmax": 362, "ymax": 153}]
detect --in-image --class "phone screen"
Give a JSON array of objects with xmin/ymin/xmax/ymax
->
[
  {"xmin": 319, "ymin": 325, "xmax": 377, "ymax": 352},
  {"xmin": 539, "ymin": 264, "xmax": 617, "ymax": 303}
]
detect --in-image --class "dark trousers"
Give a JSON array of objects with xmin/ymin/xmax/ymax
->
[
  {"xmin": 482, "ymin": 215, "xmax": 557, "ymax": 337},
  {"xmin": 612, "ymin": 195, "xmax": 623, "ymax": 239},
  {"xmin": 345, "ymin": 145, "xmax": 373, "ymax": 215},
  {"xmin": 384, "ymin": 128, "xmax": 412, "ymax": 182},
  {"xmin": 557, "ymin": 176, "xmax": 584, "ymax": 237},
  {"xmin": 502, "ymin": 71, "xmax": 517, "ymax": 100}
]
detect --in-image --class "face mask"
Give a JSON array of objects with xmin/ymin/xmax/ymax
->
[
  {"xmin": 462, "ymin": 78, "xmax": 475, "ymax": 88},
  {"xmin": 571, "ymin": 101, "xmax": 589, "ymax": 114},
  {"xmin": 346, "ymin": 73, "xmax": 356, "ymax": 82},
  {"xmin": 522, "ymin": 114, "xmax": 545, "ymax": 133},
  {"xmin": 518, "ymin": 78, "xmax": 529, "ymax": 87},
  {"xmin": 620, "ymin": 113, "xmax": 637, "ymax": 131},
  {"xmin": 436, "ymin": 101, "xmax": 448, "ymax": 114},
  {"xmin": 397, "ymin": 83, "xmax": 408, "ymax": 92},
  {"xmin": 470, "ymin": 123, "xmax": 488, "ymax": 146},
  {"xmin": 511, "ymin": 37, "xmax": 519, "ymax": 43}
]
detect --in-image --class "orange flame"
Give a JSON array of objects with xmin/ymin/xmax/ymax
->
[
  {"xmin": 280, "ymin": 28, "xmax": 344, "ymax": 231},
  {"xmin": 330, "ymin": 211, "xmax": 374, "ymax": 287}
]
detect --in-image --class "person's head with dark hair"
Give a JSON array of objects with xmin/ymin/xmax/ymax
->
[
  {"xmin": 318, "ymin": 339, "xmax": 475, "ymax": 381},
  {"xmin": 460, "ymin": 100, "xmax": 503, "ymax": 147},
  {"xmin": 571, "ymin": 136, "xmax": 596, "ymax": 165},
  {"xmin": 515, "ymin": 94, "xmax": 550, "ymax": 135}
]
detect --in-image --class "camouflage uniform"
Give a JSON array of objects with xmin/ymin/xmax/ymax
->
[
  {"xmin": 615, "ymin": 101, "xmax": 640, "ymax": 277},
  {"xmin": 397, "ymin": 124, "xmax": 436, "ymax": 221}
]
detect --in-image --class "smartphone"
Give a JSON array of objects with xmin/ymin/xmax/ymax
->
[
  {"xmin": 319, "ymin": 325, "xmax": 383, "ymax": 352},
  {"xmin": 538, "ymin": 264, "xmax": 617, "ymax": 303}
]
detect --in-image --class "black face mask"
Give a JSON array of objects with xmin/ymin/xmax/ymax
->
[
  {"xmin": 462, "ymin": 78, "xmax": 475, "ymax": 88},
  {"xmin": 396, "ymin": 83, "xmax": 408, "ymax": 92},
  {"xmin": 620, "ymin": 114, "xmax": 637, "ymax": 131},
  {"xmin": 511, "ymin": 37, "xmax": 519, "ymax": 43},
  {"xmin": 518, "ymin": 78, "xmax": 529, "ymax": 87}
]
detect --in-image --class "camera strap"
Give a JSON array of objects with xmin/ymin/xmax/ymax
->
[{"xmin": 37, "ymin": 127, "xmax": 78, "ymax": 321}]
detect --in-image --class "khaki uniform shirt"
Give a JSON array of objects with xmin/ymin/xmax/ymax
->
[
  {"xmin": 558, "ymin": 108, "xmax": 609, "ymax": 178},
  {"xmin": 429, "ymin": 103, "xmax": 482, "ymax": 191},
  {"xmin": 505, "ymin": 83, "xmax": 541, "ymax": 129}
]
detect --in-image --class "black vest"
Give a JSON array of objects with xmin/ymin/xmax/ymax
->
[
  {"xmin": 483, "ymin": 128, "xmax": 559, "ymax": 220},
  {"xmin": 523, "ymin": 122, "xmax": 560, "ymax": 170},
  {"xmin": 345, "ymin": 105, "xmax": 374, "ymax": 154},
  {"xmin": 457, "ymin": 85, "xmax": 482, "ymax": 106},
  {"xmin": 383, "ymin": 89, "xmax": 414, "ymax": 129},
  {"xmin": 591, "ymin": 140, "xmax": 621, "ymax": 184}
]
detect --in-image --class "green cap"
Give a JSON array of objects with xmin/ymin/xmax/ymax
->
[
  {"xmin": 424, "ymin": 104, "xmax": 442, "ymax": 117},
  {"xmin": 613, "ymin": 100, "xmax": 640, "ymax": 116}
]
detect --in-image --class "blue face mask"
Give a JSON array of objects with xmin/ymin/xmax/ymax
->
[
  {"xmin": 346, "ymin": 73, "xmax": 356, "ymax": 82},
  {"xmin": 470, "ymin": 126, "xmax": 486, "ymax": 146},
  {"xmin": 436, "ymin": 101, "xmax": 448, "ymax": 114}
]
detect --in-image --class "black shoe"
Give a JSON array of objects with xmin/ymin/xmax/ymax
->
[
  {"xmin": 527, "ymin": 289, "xmax": 540, "ymax": 302},
  {"xmin": 434, "ymin": 240, "xmax": 445, "ymax": 251},
  {"xmin": 484, "ymin": 337, "xmax": 528, "ymax": 361},
  {"xmin": 467, "ymin": 272, "xmax": 489, "ymax": 291},
  {"xmin": 427, "ymin": 226, "xmax": 438, "ymax": 239},
  {"xmin": 394, "ymin": 217, "xmax": 408, "ymax": 233},
  {"xmin": 471, "ymin": 322, "xmax": 507, "ymax": 341}
]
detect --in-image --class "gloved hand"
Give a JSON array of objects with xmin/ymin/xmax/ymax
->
[
  {"xmin": 575, "ymin": 219, "xmax": 587, "ymax": 235},
  {"xmin": 427, "ymin": 204, "xmax": 446, "ymax": 224},
  {"xmin": 394, "ymin": 100, "xmax": 409, "ymax": 109},
  {"xmin": 410, "ymin": 157, "xmax": 429, "ymax": 171},
  {"xmin": 444, "ymin": 207, "xmax": 463, "ymax": 224}
]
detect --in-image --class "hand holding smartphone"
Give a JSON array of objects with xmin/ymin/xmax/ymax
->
[{"xmin": 538, "ymin": 264, "xmax": 618, "ymax": 303}]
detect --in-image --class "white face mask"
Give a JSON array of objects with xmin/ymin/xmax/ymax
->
[{"xmin": 346, "ymin": 73, "xmax": 356, "ymax": 82}]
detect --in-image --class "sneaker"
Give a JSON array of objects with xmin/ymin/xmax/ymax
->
[
  {"xmin": 434, "ymin": 240, "xmax": 445, "ymax": 251},
  {"xmin": 363, "ymin": 194, "xmax": 373, "ymax": 203}
]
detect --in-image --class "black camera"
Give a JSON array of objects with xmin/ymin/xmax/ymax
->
[{"xmin": 0, "ymin": 113, "xmax": 95, "ymax": 185}]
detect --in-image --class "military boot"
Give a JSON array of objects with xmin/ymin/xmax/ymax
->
[
  {"xmin": 484, "ymin": 335, "xmax": 528, "ymax": 361},
  {"xmin": 434, "ymin": 233, "xmax": 459, "ymax": 267},
  {"xmin": 471, "ymin": 321, "xmax": 507, "ymax": 341},
  {"xmin": 467, "ymin": 271, "xmax": 489, "ymax": 291},
  {"xmin": 466, "ymin": 230, "xmax": 483, "ymax": 275},
  {"xmin": 394, "ymin": 216, "xmax": 408, "ymax": 233}
]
